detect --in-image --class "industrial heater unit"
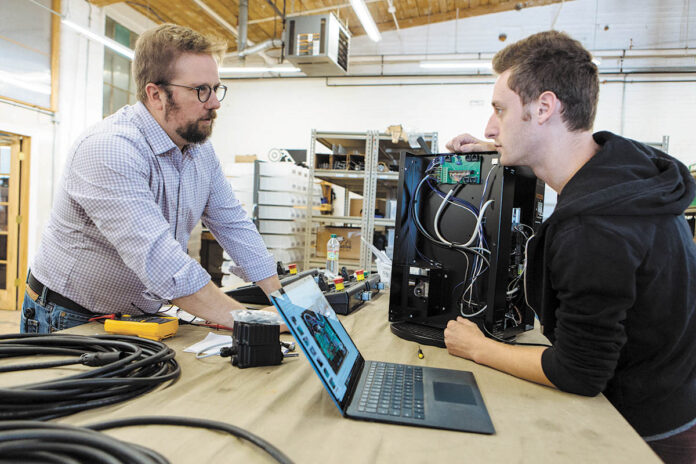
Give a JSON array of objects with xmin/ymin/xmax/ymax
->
[{"xmin": 284, "ymin": 13, "xmax": 350, "ymax": 76}]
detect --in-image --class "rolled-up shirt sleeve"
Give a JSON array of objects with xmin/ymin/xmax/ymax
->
[
  {"xmin": 201, "ymin": 156, "xmax": 276, "ymax": 282},
  {"xmin": 65, "ymin": 133, "xmax": 209, "ymax": 301}
]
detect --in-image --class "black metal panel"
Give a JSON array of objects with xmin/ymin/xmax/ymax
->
[{"xmin": 389, "ymin": 152, "xmax": 544, "ymax": 345}]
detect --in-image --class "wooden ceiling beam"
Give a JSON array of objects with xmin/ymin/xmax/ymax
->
[
  {"xmin": 249, "ymin": 0, "xmax": 284, "ymax": 43},
  {"xmin": 387, "ymin": 0, "xmax": 568, "ymax": 30},
  {"xmin": 248, "ymin": 0, "xmax": 381, "ymax": 26},
  {"xmin": 88, "ymin": 0, "xmax": 123, "ymax": 6},
  {"xmin": 89, "ymin": 0, "xmax": 569, "ymax": 41},
  {"xmin": 125, "ymin": 2, "xmax": 175, "ymax": 26}
]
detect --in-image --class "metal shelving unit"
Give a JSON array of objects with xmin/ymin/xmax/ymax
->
[
  {"xmin": 303, "ymin": 131, "xmax": 373, "ymax": 271},
  {"xmin": 303, "ymin": 129, "xmax": 438, "ymax": 272}
]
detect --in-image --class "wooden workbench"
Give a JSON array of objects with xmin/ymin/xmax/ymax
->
[{"xmin": 2, "ymin": 294, "xmax": 660, "ymax": 463}]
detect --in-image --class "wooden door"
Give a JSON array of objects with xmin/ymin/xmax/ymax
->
[{"xmin": 0, "ymin": 134, "xmax": 30, "ymax": 310}]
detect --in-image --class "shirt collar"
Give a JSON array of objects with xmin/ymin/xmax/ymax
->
[
  {"xmin": 184, "ymin": 142, "xmax": 203, "ymax": 159},
  {"xmin": 131, "ymin": 101, "xmax": 179, "ymax": 156}
]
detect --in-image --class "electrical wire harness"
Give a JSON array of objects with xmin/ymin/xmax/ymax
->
[
  {"xmin": 410, "ymin": 157, "xmax": 499, "ymax": 318},
  {"xmin": 0, "ymin": 416, "xmax": 293, "ymax": 464},
  {"xmin": 0, "ymin": 333, "xmax": 180, "ymax": 421},
  {"xmin": 409, "ymin": 156, "xmax": 549, "ymax": 347}
]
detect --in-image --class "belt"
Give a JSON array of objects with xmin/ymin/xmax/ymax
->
[{"xmin": 27, "ymin": 272, "xmax": 94, "ymax": 316}]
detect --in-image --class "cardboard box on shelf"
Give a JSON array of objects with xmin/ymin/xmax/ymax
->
[
  {"xmin": 235, "ymin": 155, "xmax": 257, "ymax": 163},
  {"xmin": 316, "ymin": 226, "xmax": 361, "ymax": 259},
  {"xmin": 348, "ymin": 198, "xmax": 388, "ymax": 217}
]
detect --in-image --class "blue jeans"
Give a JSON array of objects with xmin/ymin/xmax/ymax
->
[{"xmin": 20, "ymin": 289, "xmax": 93, "ymax": 334}]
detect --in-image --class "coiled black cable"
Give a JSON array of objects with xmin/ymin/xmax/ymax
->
[
  {"xmin": 0, "ymin": 416, "xmax": 293, "ymax": 464},
  {"xmin": 0, "ymin": 333, "xmax": 180, "ymax": 421}
]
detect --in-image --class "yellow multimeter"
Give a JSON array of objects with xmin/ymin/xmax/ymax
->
[{"xmin": 104, "ymin": 315, "xmax": 179, "ymax": 341}]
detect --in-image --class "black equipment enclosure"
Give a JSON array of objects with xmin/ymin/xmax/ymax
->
[{"xmin": 389, "ymin": 152, "xmax": 545, "ymax": 347}]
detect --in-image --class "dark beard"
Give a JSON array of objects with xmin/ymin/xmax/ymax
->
[{"xmin": 176, "ymin": 113, "xmax": 215, "ymax": 144}]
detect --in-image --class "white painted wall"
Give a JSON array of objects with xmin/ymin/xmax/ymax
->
[{"xmin": 212, "ymin": 77, "xmax": 490, "ymax": 158}]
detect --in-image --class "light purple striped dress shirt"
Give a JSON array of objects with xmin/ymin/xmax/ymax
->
[{"xmin": 31, "ymin": 102, "xmax": 275, "ymax": 315}]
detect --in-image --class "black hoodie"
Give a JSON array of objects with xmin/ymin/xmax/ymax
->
[{"xmin": 526, "ymin": 131, "xmax": 696, "ymax": 437}]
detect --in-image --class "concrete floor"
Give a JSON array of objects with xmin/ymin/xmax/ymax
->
[{"xmin": 0, "ymin": 309, "xmax": 20, "ymax": 334}]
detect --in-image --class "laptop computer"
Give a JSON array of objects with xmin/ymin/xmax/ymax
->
[{"xmin": 270, "ymin": 275, "xmax": 495, "ymax": 434}]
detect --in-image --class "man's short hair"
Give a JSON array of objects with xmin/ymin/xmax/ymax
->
[
  {"xmin": 492, "ymin": 30, "xmax": 599, "ymax": 132},
  {"xmin": 134, "ymin": 24, "xmax": 227, "ymax": 103}
]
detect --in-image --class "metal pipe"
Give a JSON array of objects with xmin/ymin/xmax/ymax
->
[
  {"xmin": 344, "ymin": 48, "xmax": 696, "ymax": 62},
  {"xmin": 192, "ymin": 0, "xmax": 275, "ymax": 65},
  {"xmin": 239, "ymin": 0, "xmax": 248, "ymax": 55},
  {"xmin": 228, "ymin": 39, "xmax": 283, "ymax": 58},
  {"xmin": 220, "ymin": 73, "xmax": 696, "ymax": 84},
  {"xmin": 386, "ymin": 0, "xmax": 400, "ymax": 32},
  {"xmin": 0, "ymin": 99, "xmax": 55, "ymax": 116}
]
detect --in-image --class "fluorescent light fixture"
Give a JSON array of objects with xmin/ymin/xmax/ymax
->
[
  {"xmin": 61, "ymin": 19, "xmax": 135, "ymax": 60},
  {"xmin": 219, "ymin": 66, "xmax": 302, "ymax": 74},
  {"xmin": 420, "ymin": 60, "xmax": 492, "ymax": 69},
  {"xmin": 349, "ymin": 0, "xmax": 381, "ymax": 42}
]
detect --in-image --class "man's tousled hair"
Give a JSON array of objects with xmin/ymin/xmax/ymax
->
[
  {"xmin": 134, "ymin": 24, "xmax": 227, "ymax": 103},
  {"xmin": 492, "ymin": 30, "xmax": 599, "ymax": 131}
]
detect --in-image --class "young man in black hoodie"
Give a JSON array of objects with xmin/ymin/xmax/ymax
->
[{"xmin": 443, "ymin": 31, "xmax": 696, "ymax": 463}]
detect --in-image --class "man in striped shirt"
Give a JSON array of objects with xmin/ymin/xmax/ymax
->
[{"xmin": 21, "ymin": 24, "xmax": 280, "ymax": 333}]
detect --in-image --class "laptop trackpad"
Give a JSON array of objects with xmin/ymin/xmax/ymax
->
[{"xmin": 433, "ymin": 382, "xmax": 476, "ymax": 405}]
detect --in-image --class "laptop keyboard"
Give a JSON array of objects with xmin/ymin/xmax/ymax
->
[{"xmin": 357, "ymin": 362, "xmax": 425, "ymax": 420}]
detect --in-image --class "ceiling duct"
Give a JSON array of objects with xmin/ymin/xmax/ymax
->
[
  {"xmin": 284, "ymin": 13, "xmax": 350, "ymax": 76},
  {"xmin": 228, "ymin": 39, "xmax": 283, "ymax": 59},
  {"xmin": 238, "ymin": 0, "xmax": 248, "ymax": 57}
]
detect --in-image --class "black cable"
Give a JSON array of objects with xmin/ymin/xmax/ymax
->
[
  {"xmin": 0, "ymin": 417, "xmax": 294, "ymax": 464},
  {"xmin": 0, "ymin": 333, "xmax": 180, "ymax": 421},
  {"xmin": 411, "ymin": 175, "xmax": 492, "ymax": 314},
  {"xmin": 0, "ymin": 420, "xmax": 170, "ymax": 464},
  {"xmin": 481, "ymin": 323, "xmax": 551, "ymax": 347},
  {"xmin": 89, "ymin": 416, "xmax": 293, "ymax": 464}
]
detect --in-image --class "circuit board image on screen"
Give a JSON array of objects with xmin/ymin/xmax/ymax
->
[{"xmin": 302, "ymin": 309, "xmax": 347, "ymax": 373}]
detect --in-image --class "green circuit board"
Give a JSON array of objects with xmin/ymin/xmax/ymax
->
[{"xmin": 434, "ymin": 155, "xmax": 483, "ymax": 184}]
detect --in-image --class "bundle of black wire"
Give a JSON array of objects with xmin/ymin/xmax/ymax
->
[
  {"xmin": 0, "ymin": 333, "xmax": 180, "ymax": 421},
  {"xmin": 409, "ymin": 169, "xmax": 550, "ymax": 348},
  {"xmin": 0, "ymin": 416, "xmax": 293, "ymax": 464}
]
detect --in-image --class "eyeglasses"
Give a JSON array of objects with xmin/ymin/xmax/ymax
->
[{"xmin": 158, "ymin": 82, "xmax": 227, "ymax": 103}]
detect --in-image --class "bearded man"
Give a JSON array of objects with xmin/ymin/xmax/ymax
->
[{"xmin": 22, "ymin": 24, "xmax": 280, "ymax": 333}]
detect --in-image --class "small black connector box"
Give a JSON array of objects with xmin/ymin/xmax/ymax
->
[{"xmin": 231, "ymin": 321, "xmax": 283, "ymax": 368}]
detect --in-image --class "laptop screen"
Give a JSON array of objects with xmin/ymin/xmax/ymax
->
[{"xmin": 271, "ymin": 276, "xmax": 361, "ymax": 410}]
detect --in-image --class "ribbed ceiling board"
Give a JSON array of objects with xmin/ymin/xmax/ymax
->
[{"xmin": 89, "ymin": 0, "xmax": 569, "ymax": 52}]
